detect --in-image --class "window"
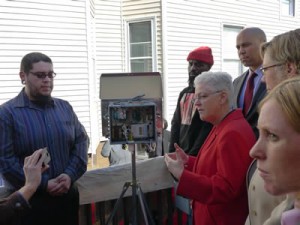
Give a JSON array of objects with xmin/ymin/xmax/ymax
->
[
  {"xmin": 128, "ymin": 20, "xmax": 156, "ymax": 72},
  {"xmin": 222, "ymin": 25, "xmax": 246, "ymax": 79},
  {"xmin": 281, "ymin": 0, "xmax": 295, "ymax": 16}
]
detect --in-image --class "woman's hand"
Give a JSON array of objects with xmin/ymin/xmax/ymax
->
[
  {"xmin": 164, "ymin": 143, "xmax": 189, "ymax": 180},
  {"xmin": 174, "ymin": 143, "xmax": 189, "ymax": 164}
]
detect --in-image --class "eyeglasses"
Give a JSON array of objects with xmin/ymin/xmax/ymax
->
[
  {"xmin": 29, "ymin": 71, "xmax": 56, "ymax": 79},
  {"xmin": 260, "ymin": 63, "xmax": 284, "ymax": 73},
  {"xmin": 192, "ymin": 90, "xmax": 222, "ymax": 103}
]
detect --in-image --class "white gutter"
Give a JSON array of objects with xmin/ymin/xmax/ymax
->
[{"xmin": 161, "ymin": 0, "xmax": 169, "ymax": 127}]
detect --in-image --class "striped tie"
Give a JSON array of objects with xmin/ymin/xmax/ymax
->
[{"xmin": 243, "ymin": 71, "xmax": 257, "ymax": 115}]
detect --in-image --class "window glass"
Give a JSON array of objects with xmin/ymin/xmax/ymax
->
[
  {"xmin": 130, "ymin": 22, "xmax": 151, "ymax": 42},
  {"xmin": 130, "ymin": 42, "xmax": 152, "ymax": 58},
  {"xmin": 129, "ymin": 21, "xmax": 153, "ymax": 72},
  {"xmin": 131, "ymin": 59, "xmax": 153, "ymax": 73}
]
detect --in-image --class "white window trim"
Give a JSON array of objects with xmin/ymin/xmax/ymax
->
[
  {"xmin": 221, "ymin": 24, "xmax": 246, "ymax": 78},
  {"xmin": 125, "ymin": 17, "xmax": 157, "ymax": 72},
  {"xmin": 280, "ymin": 0, "xmax": 296, "ymax": 18}
]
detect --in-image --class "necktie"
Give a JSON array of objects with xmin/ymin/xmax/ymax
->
[{"xmin": 243, "ymin": 71, "xmax": 257, "ymax": 115}]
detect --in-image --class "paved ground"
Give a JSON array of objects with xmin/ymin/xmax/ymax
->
[{"xmin": 88, "ymin": 141, "xmax": 109, "ymax": 170}]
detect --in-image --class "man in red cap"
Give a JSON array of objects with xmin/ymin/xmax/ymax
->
[{"xmin": 169, "ymin": 46, "xmax": 214, "ymax": 156}]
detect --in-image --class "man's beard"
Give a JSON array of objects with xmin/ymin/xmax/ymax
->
[
  {"xmin": 188, "ymin": 72, "xmax": 200, "ymax": 87},
  {"xmin": 33, "ymin": 94, "xmax": 51, "ymax": 104}
]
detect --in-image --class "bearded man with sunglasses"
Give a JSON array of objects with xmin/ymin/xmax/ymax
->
[{"xmin": 0, "ymin": 52, "xmax": 89, "ymax": 225}]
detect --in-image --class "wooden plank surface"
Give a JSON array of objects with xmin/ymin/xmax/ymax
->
[{"xmin": 77, "ymin": 156, "xmax": 174, "ymax": 204}]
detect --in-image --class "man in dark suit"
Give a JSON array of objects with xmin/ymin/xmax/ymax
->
[
  {"xmin": 245, "ymin": 28, "xmax": 300, "ymax": 225},
  {"xmin": 233, "ymin": 27, "xmax": 267, "ymax": 138},
  {"xmin": 235, "ymin": 27, "xmax": 283, "ymax": 225}
]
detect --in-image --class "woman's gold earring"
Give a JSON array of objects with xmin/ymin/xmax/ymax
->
[{"xmin": 22, "ymin": 80, "xmax": 26, "ymax": 84}]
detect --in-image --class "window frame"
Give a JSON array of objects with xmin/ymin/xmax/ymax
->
[
  {"xmin": 280, "ymin": 0, "xmax": 295, "ymax": 17},
  {"xmin": 125, "ymin": 18, "xmax": 157, "ymax": 72},
  {"xmin": 221, "ymin": 25, "xmax": 246, "ymax": 79}
]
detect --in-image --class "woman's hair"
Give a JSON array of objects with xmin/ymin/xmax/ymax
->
[
  {"xmin": 258, "ymin": 77, "xmax": 300, "ymax": 133},
  {"xmin": 260, "ymin": 29, "xmax": 300, "ymax": 74},
  {"xmin": 20, "ymin": 52, "xmax": 52, "ymax": 74},
  {"xmin": 194, "ymin": 71, "xmax": 234, "ymax": 106}
]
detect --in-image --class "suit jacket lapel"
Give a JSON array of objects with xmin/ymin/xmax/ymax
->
[
  {"xmin": 246, "ymin": 81, "xmax": 267, "ymax": 117},
  {"xmin": 234, "ymin": 71, "xmax": 248, "ymax": 108}
]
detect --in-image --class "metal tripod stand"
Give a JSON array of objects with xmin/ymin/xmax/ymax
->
[{"xmin": 105, "ymin": 143, "xmax": 155, "ymax": 225}]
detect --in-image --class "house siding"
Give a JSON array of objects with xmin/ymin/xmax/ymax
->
[
  {"xmin": 94, "ymin": 0, "xmax": 123, "ymax": 145},
  {"xmin": 163, "ymin": 0, "xmax": 300, "ymax": 124},
  {"xmin": 122, "ymin": 0, "xmax": 163, "ymax": 74},
  {"xmin": 1, "ymin": 0, "xmax": 300, "ymax": 154},
  {"xmin": 0, "ymin": 0, "xmax": 93, "ymax": 150}
]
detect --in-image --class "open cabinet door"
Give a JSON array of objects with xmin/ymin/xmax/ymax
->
[{"xmin": 100, "ymin": 72, "xmax": 163, "ymax": 158}]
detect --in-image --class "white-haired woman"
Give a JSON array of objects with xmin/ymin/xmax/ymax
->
[{"xmin": 165, "ymin": 71, "xmax": 256, "ymax": 225}]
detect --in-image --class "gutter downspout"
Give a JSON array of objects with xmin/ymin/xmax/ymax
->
[{"xmin": 161, "ymin": 0, "xmax": 169, "ymax": 128}]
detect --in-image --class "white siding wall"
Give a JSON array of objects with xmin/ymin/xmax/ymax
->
[
  {"xmin": 163, "ymin": 0, "xmax": 300, "ymax": 125},
  {"xmin": 94, "ymin": 0, "xmax": 163, "ymax": 138},
  {"xmin": 0, "ymin": 0, "xmax": 93, "ymax": 151},
  {"xmin": 94, "ymin": 0, "xmax": 123, "ymax": 141},
  {"xmin": 1, "ymin": 0, "xmax": 300, "ymax": 153},
  {"xmin": 122, "ymin": 0, "xmax": 162, "ymax": 73}
]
